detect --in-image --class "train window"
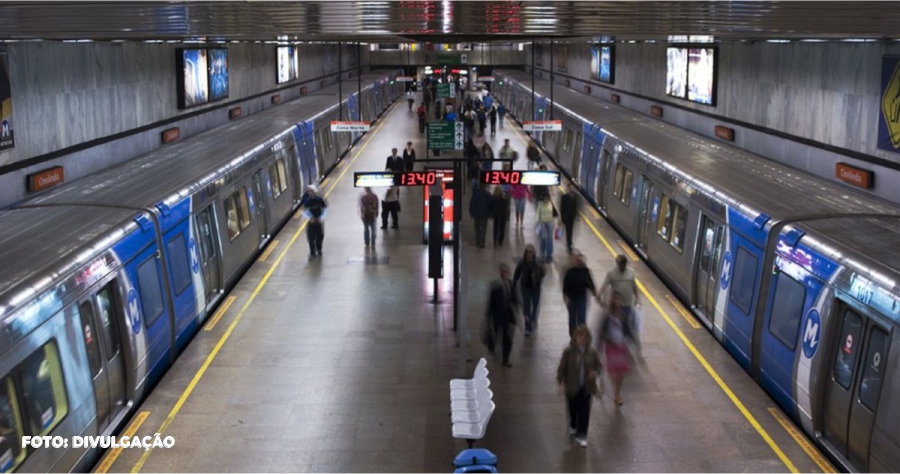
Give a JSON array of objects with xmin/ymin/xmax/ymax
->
[
  {"xmin": 196, "ymin": 208, "xmax": 216, "ymax": 259},
  {"xmin": 832, "ymin": 309, "xmax": 863, "ymax": 390},
  {"xmin": 768, "ymin": 272, "xmax": 806, "ymax": 350},
  {"xmin": 0, "ymin": 377, "xmax": 25, "ymax": 471},
  {"xmin": 563, "ymin": 128, "xmax": 573, "ymax": 152},
  {"xmin": 236, "ymin": 188, "xmax": 251, "ymax": 230},
  {"xmin": 268, "ymin": 163, "xmax": 282, "ymax": 199},
  {"xmin": 613, "ymin": 164, "xmax": 625, "ymax": 200},
  {"xmin": 670, "ymin": 203, "xmax": 687, "ymax": 252},
  {"xmin": 657, "ymin": 194, "xmax": 673, "ymax": 239},
  {"xmin": 699, "ymin": 220, "xmax": 716, "ymax": 272},
  {"xmin": 324, "ymin": 128, "xmax": 333, "ymax": 152},
  {"xmin": 276, "ymin": 159, "xmax": 288, "ymax": 193},
  {"xmin": 730, "ymin": 246, "xmax": 758, "ymax": 315},
  {"xmin": 859, "ymin": 326, "xmax": 888, "ymax": 411},
  {"xmin": 224, "ymin": 194, "xmax": 241, "ymax": 241},
  {"xmin": 19, "ymin": 341, "xmax": 69, "ymax": 437},
  {"xmin": 95, "ymin": 285, "xmax": 120, "ymax": 359},
  {"xmin": 136, "ymin": 257, "xmax": 165, "ymax": 326},
  {"xmin": 167, "ymin": 234, "xmax": 192, "ymax": 296},
  {"xmin": 78, "ymin": 302, "xmax": 103, "ymax": 377},
  {"xmin": 621, "ymin": 169, "xmax": 634, "ymax": 206}
]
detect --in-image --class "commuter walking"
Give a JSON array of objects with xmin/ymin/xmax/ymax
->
[
  {"xmin": 536, "ymin": 194, "xmax": 555, "ymax": 261},
  {"xmin": 513, "ymin": 244, "xmax": 545, "ymax": 336},
  {"xmin": 509, "ymin": 182, "xmax": 530, "ymax": 229},
  {"xmin": 485, "ymin": 264, "xmax": 519, "ymax": 367},
  {"xmin": 599, "ymin": 255, "xmax": 642, "ymax": 356},
  {"xmin": 477, "ymin": 107, "xmax": 487, "ymax": 134},
  {"xmin": 385, "ymin": 148, "xmax": 404, "ymax": 172},
  {"xmin": 490, "ymin": 186, "xmax": 510, "ymax": 246},
  {"xmin": 498, "ymin": 139, "xmax": 515, "ymax": 163},
  {"xmin": 402, "ymin": 142, "xmax": 417, "ymax": 172},
  {"xmin": 556, "ymin": 325, "xmax": 602, "ymax": 447},
  {"xmin": 559, "ymin": 182, "xmax": 581, "ymax": 254},
  {"xmin": 300, "ymin": 185, "xmax": 327, "ymax": 260},
  {"xmin": 469, "ymin": 182, "xmax": 492, "ymax": 248},
  {"xmin": 417, "ymin": 103, "xmax": 427, "ymax": 134},
  {"xmin": 498, "ymin": 103, "xmax": 506, "ymax": 128},
  {"xmin": 359, "ymin": 187, "xmax": 380, "ymax": 248},
  {"xmin": 531, "ymin": 164, "xmax": 551, "ymax": 205},
  {"xmin": 406, "ymin": 89, "xmax": 415, "ymax": 111},
  {"xmin": 526, "ymin": 143, "xmax": 542, "ymax": 170},
  {"xmin": 483, "ymin": 92, "xmax": 493, "ymax": 111},
  {"xmin": 480, "ymin": 142, "xmax": 494, "ymax": 172},
  {"xmin": 562, "ymin": 252, "xmax": 596, "ymax": 337},
  {"xmin": 381, "ymin": 186, "xmax": 400, "ymax": 230},
  {"xmin": 488, "ymin": 105, "xmax": 498, "ymax": 136},
  {"xmin": 600, "ymin": 292, "xmax": 631, "ymax": 406}
]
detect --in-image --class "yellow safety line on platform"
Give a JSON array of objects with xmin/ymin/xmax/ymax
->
[
  {"xmin": 258, "ymin": 239, "xmax": 279, "ymax": 262},
  {"xmin": 293, "ymin": 208, "xmax": 304, "ymax": 220},
  {"xmin": 94, "ymin": 411, "xmax": 149, "ymax": 473},
  {"xmin": 579, "ymin": 212, "xmax": 799, "ymax": 473},
  {"xmin": 616, "ymin": 239, "xmax": 640, "ymax": 261},
  {"xmin": 203, "ymin": 295, "xmax": 235, "ymax": 332},
  {"xmin": 131, "ymin": 103, "xmax": 398, "ymax": 473},
  {"xmin": 768, "ymin": 407, "xmax": 837, "ymax": 473},
  {"xmin": 320, "ymin": 176, "xmax": 331, "ymax": 188},
  {"xmin": 664, "ymin": 294, "xmax": 702, "ymax": 330},
  {"xmin": 587, "ymin": 206, "xmax": 600, "ymax": 219}
]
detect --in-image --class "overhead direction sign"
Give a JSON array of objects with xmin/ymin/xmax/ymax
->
[
  {"xmin": 427, "ymin": 121, "xmax": 463, "ymax": 150},
  {"xmin": 480, "ymin": 170, "xmax": 561, "ymax": 186},
  {"xmin": 436, "ymin": 83, "xmax": 456, "ymax": 99},
  {"xmin": 522, "ymin": 120, "xmax": 562, "ymax": 132},
  {"xmin": 355, "ymin": 171, "xmax": 449, "ymax": 187},
  {"xmin": 331, "ymin": 121, "xmax": 370, "ymax": 132}
]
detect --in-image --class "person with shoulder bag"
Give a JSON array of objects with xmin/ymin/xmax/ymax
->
[
  {"xmin": 556, "ymin": 325, "xmax": 602, "ymax": 448},
  {"xmin": 599, "ymin": 292, "xmax": 631, "ymax": 406}
]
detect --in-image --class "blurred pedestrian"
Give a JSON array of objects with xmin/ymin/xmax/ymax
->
[
  {"xmin": 469, "ymin": 182, "xmax": 492, "ymax": 248},
  {"xmin": 600, "ymin": 255, "xmax": 642, "ymax": 356},
  {"xmin": 509, "ymin": 182, "xmax": 530, "ymax": 229},
  {"xmin": 381, "ymin": 186, "xmax": 400, "ymax": 230},
  {"xmin": 557, "ymin": 325, "xmax": 602, "ymax": 447},
  {"xmin": 417, "ymin": 103, "xmax": 427, "ymax": 134},
  {"xmin": 300, "ymin": 185, "xmax": 327, "ymax": 260},
  {"xmin": 498, "ymin": 103, "xmax": 506, "ymax": 128},
  {"xmin": 559, "ymin": 182, "xmax": 581, "ymax": 254},
  {"xmin": 359, "ymin": 187, "xmax": 379, "ymax": 248},
  {"xmin": 513, "ymin": 244, "xmax": 545, "ymax": 335},
  {"xmin": 490, "ymin": 185, "xmax": 510, "ymax": 246},
  {"xmin": 600, "ymin": 292, "xmax": 631, "ymax": 406},
  {"xmin": 536, "ymin": 194, "xmax": 555, "ymax": 261},
  {"xmin": 403, "ymin": 141, "xmax": 417, "ymax": 172},
  {"xmin": 486, "ymin": 264, "xmax": 519, "ymax": 367},
  {"xmin": 488, "ymin": 105, "xmax": 498, "ymax": 136}
]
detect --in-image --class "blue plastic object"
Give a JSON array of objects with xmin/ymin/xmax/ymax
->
[
  {"xmin": 454, "ymin": 448, "xmax": 498, "ymax": 467},
  {"xmin": 454, "ymin": 465, "xmax": 498, "ymax": 473}
]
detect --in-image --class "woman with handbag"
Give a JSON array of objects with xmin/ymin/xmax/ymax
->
[{"xmin": 556, "ymin": 325, "xmax": 602, "ymax": 447}]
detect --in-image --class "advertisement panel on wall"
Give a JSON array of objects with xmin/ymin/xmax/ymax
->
[
  {"xmin": 208, "ymin": 48, "xmax": 229, "ymax": 101},
  {"xmin": 879, "ymin": 55, "xmax": 900, "ymax": 153},
  {"xmin": 277, "ymin": 46, "xmax": 301, "ymax": 84},
  {"xmin": 687, "ymin": 48, "xmax": 715, "ymax": 105},
  {"xmin": 591, "ymin": 45, "xmax": 614, "ymax": 84},
  {"xmin": 666, "ymin": 47, "xmax": 688, "ymax": 98},
  {"xmin": 178, "ymin": 48, "xmax": 209, "ymax": 108},
  {"xmin": 0, "ymin": 51, "xmax": 13, "ymax": 151}
]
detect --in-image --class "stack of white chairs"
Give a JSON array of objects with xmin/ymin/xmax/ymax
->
[{"xmin": 450, "ymin": 358, "xmax": 495, "ymax": 448}]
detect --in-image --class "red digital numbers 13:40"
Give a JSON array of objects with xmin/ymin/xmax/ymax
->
[{"xmin": 484, "ymin": 171, "xmax": 521, "ymax": 185}]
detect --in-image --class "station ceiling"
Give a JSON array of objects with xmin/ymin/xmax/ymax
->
[{"xmin": 0, "ymin": 1, "xmax": 898, "ymax": 43}]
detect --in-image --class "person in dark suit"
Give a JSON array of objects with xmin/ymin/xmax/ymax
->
[
  {"xmin": 559, "ymin": 182, "xmax": 581, "ymax": 254},
  {"xmin": 385, "ymin": 148, "xmax": 404, "ymax": 172},
  {"xmin": 486, "ymin": 264, "xmax": 519, "ymax": 367},
  {"xmin": 402, "ymin": 142, "xmax": 416, "ymax": 172}
]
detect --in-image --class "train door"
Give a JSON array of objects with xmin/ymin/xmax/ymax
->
[
  {"xmin": 193, "ymin": 205, "xmax": 221, "ymax": 300},
  {"xmin": 252, "ymin": 170, "xmax": 270, "ymax": 243},
  {"xmin": 581, "ymin": 139, "xmax": 599, "ymax": 200},
  {"xmin": 78, "ymin": 282, "xmax": 127, "ymax": 432},
  {"xmin": 693, "ymin": 216, "xmax": 724, "ymax": 326},
  {"xmin": 822, "ymin": 304, "xmax": 890, "ymax": 471},
  {"xmin": 595, "ymin": 148, "xmax": 613, "ymax": 212},
  {"xmin": 570, "ymin": 132, "xmax": 583, "ymax": 182},
  {"xmin": 636, "ymin": 175, "xmax": 655, "ymax": 250}
]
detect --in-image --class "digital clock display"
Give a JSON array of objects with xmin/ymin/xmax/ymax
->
[
  {"xmin": 354, "ymin": 171, "xmax": 446, "ymax": 187},
  {"xmin": 480, "ymin": 170, "xmax": 561, "ymax": 186}
]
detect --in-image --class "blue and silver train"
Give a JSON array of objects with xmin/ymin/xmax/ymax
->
[
  {"xmin": 495, "ymin": 69, "xmax": 900, "ymax": 472},
  {"xmin": 0, "ymin": 70, "xmax": 403, "ymax": 472}
]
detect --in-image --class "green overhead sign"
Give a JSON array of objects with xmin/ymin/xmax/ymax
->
[{"xmin": 427, "ymin": 121, "xmax": 464, "ymax": 150}]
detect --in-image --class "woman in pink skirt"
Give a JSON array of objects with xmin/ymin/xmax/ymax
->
[{"xmin": 600, "ymin": 292, "xmax": 631, "ymax": 406}]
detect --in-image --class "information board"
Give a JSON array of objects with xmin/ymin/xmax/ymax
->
[{"xmin": 427, "ymin": 121, "xmax": 464, "ymax": 150}]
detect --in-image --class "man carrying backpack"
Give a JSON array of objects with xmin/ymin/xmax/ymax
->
[
  {"xmin": 300, "ymin": 185, "xmax": 327, "ymax": 260},
  {"xmin": 359, "ymin": 187, "xmax": 380, "ymax": 248}
]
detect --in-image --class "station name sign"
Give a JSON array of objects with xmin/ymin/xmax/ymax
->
[
  {"xmin": 27, "ymin": 166, "xmax": 65, "ymax": 192},
  {"xmin": 835, "ymin": 163, "xmax": 874, "ymax": 189},
  {"xmin": 331, "ymin": 121, "xmax": 370, "ymax": 132},
  {"xmin": 522, "ymin": 120, "xmax": 562, "ymax": 132}
]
